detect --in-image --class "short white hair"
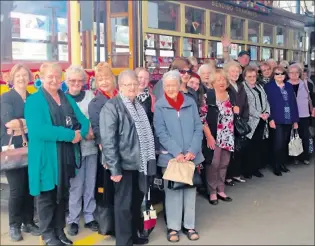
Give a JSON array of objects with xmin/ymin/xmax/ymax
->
[
  {"xmin": 118, "ymin": 69, "xmax": 137, "ymax": 86},
  {"xmin": 197, "ymin": 64, "xmax": 211, "ymax": 75},
  {"xmin": 65, "ymin": 65, "xmax": 87, "ymax": 84},
  {"xmin": 162, "ymin": 70, "xmax": 181, "ymax": 86},
  {"xmin": 288, "ymin": 63, "xmax": 302, "ymax": 76}
]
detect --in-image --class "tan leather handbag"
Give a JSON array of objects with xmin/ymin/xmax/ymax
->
[
  {"xmin": 162, "ymin": 158, "xmax": 195, "ymax": 185},
  {"xmin": 0, "ymin": 119, "xmax": 28, "ymax": 171}
]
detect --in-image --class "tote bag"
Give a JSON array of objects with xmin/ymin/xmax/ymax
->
[{"xmin": 288, "ymin": 129, "xmax": 303, "ymax": 157}]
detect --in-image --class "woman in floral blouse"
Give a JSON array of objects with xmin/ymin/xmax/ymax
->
[{"xmin": 203, "ymin": 69, "xmax": 239, "ymax": 205}]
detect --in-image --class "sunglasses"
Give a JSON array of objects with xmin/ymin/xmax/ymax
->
[
  {"xmin": 274, "ymin": 72, "xmax": 285, "ymax": 76},
  {"xmin": 179, "ymin": 69, "xmax": 192, "ymax": 75}
]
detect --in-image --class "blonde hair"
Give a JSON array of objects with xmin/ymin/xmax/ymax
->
[
  {"xmin": 9, "ymin": 64, "xmax": 32, "ymax": 85},
  {"xmin": 134, "ymin": 67, "xmax": 149, "ymax": 77},
  {"xmin": 39, "ymin": 62, "xmax": 62, "ymax": 79},
  {"xmin": 210, "ymin": 69, "xmax": 229, "ymax": 87},
  {"xmin": 188, "ymin": 56, "xmax": 198, "ymax": 66},
  {"xmin": 95, "ymin": 62, "xmax": 116, "ymax": 86},
  {"xmin": 223, "ymin": 61, "xmax": 242, "ymax": 74}
]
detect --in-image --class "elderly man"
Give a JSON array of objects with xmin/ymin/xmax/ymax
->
[{"xmin": 100, "ymin": 70, "xmax": 156, "ymax": 245}]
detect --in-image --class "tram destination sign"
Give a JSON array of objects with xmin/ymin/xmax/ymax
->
[{"xmin": 223, "ymin": 0, "xmax": 272, "ymax": 14}]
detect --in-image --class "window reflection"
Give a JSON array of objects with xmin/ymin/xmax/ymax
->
[
  {"xmin": 185, "ymin": 7, "xmax": 204, "ymax": 35},
  {"xmin": 148, "ymin": 1, "xmax": 179, "ymax": 31},
  {"xmin": 110, "ymin": 17, "xmax": 129, "ymax": 68},
  {"xmin": 248, "ymin": 20, "xmax": 260, "ymax": 43},
  {"xmin": 249, "ymin": 46, "xmax": 258, "ymax": 61},
  {"xmin": 276, "ymin": 27, "xmax": 287, "ymax": 46},
  {"xmin": 263, "ymin": 24, "xmax": 273, "ymax": 45},
  {"xmin": 1, "ymin": 0, "xmax": 68, "ymax": 61},
  {"xmin": 208, "ymin": 41, "xmax": 223, "ymax": 59},
  {"xmin": 183, "ymin": 38, "xmax": 204, "ymax": 58},
  {"xmin": 229, "ymin": 43, "xmax": 244, "ymax": 60},
  {"xmin": 110, "ymin": 1, "xmax": 128, "ymax": 13},
  {"xmin": 210, "ymin": 12, "xmax": 226, "ymax": 37},
  {"xmin": 262, "ymin": 47, "xmax": 272, "ymax": 60},
  {"xmin": 230, "ymin": 17, "xmax": 245, "ymax": 40}
]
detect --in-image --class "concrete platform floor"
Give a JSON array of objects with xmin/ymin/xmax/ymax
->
[{"xmin": 1, "ymin": 161, "xmax": 314, "ymax": 245}]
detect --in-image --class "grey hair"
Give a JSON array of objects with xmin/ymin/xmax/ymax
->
[
  {"xmin": 162, "ymin": 70, "xmax": 181, "ymax": 86},
  {"xmin": 118, "ymin": 69, "xmax": 137, "ymax": 86},
  {"xmin": 279, "ymin": 60, "xmax": 289, "ymax": 68},
  {"xmin": 288, "ymin": 63, "xmax": 302, "ymax": 76},
  {"xmin": 65, "ymin": 65, "xmax": 87, "ymax": 84},
  {"xmin": 197, "ymin": 64, "xmax": 212, "ymax": 75}
]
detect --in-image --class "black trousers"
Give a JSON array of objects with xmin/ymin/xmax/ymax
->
[
  {"xmin": 297, "ymin": 117, "xmax": 311, "ymax": 161},
  {"xmin": 243, "ymin": 120, "xmax": 266, "ymax": 176},
  {"xmin": 226, "ymin": 148, "xmax": 243, "ymax": 178},
  {"xmin": 271, "ymin": 124, "xmax": 292, "ymax": 172},
  {"xmin": 114, "ymin": 170, "xmax": 144, "ymax": 246},
  {"xmin": 5, "ymin": 167, "xmax": 34, "ymax": 227},
  {"xmin": 37, "ymin": 188, "xmax": 66, "ymax": 241}
]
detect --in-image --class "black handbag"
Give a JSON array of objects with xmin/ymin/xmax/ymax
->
[
  {"xmin": 167, "ymin": 167, "xmax": 202, "ymax": 190},
  {"xmin": 234, "ymin": 114, "xmax": 251, "ymax": 137}
]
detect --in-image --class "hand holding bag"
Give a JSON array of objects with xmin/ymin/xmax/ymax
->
[
  {"xmin": 162, "ymin": 158, "xmax": 195, "ymax": 185},
  {"xmin": 288, "ymin": 129, "xmax": 303, "ymax": 157},
  {"xmin": 234, "ymin": 114, "xmax": 252, "ymax": 137},
  {"xmin": 167, "ymin": 166, "xmax": 202, "ymax": 190},
  {"xmin": 0, "ymin": 119, "xmax": 28, "ymax": 171}
]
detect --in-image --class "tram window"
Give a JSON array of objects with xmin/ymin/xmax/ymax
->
[
  {"xmin": 185, "ymin": 7, "xmax": 205, "ymax": 35},
  {"xmin": 208, "ymin": 41, "xmax": 223, "ymax": 59},
  {"xmin": 210, "ymin": 12, "xmax": 226, "ymax": 37},
  {"xmin": 2, "ymin": 1, "xmax": 68, "ymax": 61},
  {"xmin": 183, "ymin": 38, "xmax": 205, "ymax": 58},
  {"xmin": 110, "ymin": 1, "xmax": 128, "ymax": 13},
  {"xmin": 276, "ymin": 27, "xmax": 287, "ymax": 46},
  {"xmin": 148, "ymin": 1, "xmax": 180, "ymax": 31},
  {"xmin": 249, "ymin": 46, "xmax": 258, "ymax": 61},
  {"xmin": 248, "ymin": 20, "xmax": 260, "ymax": 43},
  {"xmin": 274, "ymin": 49, "xmax": 284, "ymax": 62},
  {"xmin": 262, "ymin": 48, "xmax": 272, "ymax": 60},
  {"xmin": 229, "ymin": 44, "xmax": 243, "ymax": 60},
  {"xmin": 230, "ymin": 17, "xmax": 245, "ymax": 40},
  {"xmin": 263, "ymin": 24, "xmax": 273, "ymax": 45}
]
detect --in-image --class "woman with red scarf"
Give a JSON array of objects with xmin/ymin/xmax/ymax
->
[{"xmin": 154, "ymin": 70, "xmax": 204, "ymax": 243}]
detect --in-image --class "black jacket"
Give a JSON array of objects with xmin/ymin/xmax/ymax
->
[
  {"xmin": 88, "ymin": 92, "xmax": 109, "ymax": 145},
  {"xmin": 227, "ymin": 82, "xmax": 249, "ymax": 122},
  {"xmin": 139, "ymin": 95, "xmax": 153, "ymax": 125},
  {"xmin": 99, "ymin": 95, "xmax": 156, "ymax": 177},
  {"xmin": 202, "ymin": 89, "xmax": 236, "ymax": 163}
]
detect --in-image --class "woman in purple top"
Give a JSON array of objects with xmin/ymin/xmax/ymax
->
[
  {"xmin": 288, "ymin": 64, "xmax": 315, "ymax": 165},
  {"xmin": 264, "ymin": 66, "xmax": 299, "ymax": 176}
]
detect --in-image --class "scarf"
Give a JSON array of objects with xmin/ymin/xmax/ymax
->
[
  {"xmin": 42, "ymin": 88, "xmax": 80, "ymax": 203},
  {"xmin": 137, "ymin": 87, "xmax": 150, "ymax": 103},
  {"xmin": 120, "ymin": 94, "xmax": 156, "ymax": 177},
  {"xmin": 165, "ymin": 92, "xmax": 184, "ymax": 111},
  {"xmin": 95, "ymin": 89, "xmax": 118, "ymax": 99},
  {"xmin": 68, "ymin": 91, "xmax": 85, "ymax": 103}
]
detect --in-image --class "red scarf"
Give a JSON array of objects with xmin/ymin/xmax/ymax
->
[
  {"xmin": 165, "ymin": 92, "xmax": 184, "ymax": 112},
  {"xmin": 96, "ymin": 89, "xmax": 118, "ymax": 99}
]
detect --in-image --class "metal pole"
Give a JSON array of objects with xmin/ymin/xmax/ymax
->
[{"xmin": 296, "ymin": 0, "xmax": 301, "ymax": 14}]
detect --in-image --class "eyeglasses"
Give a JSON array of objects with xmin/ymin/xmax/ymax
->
[
  {"xmin": 68, "ymin": 79, "xmax": 84, "ymax": 84},
  {"xmin": 274, "ymin": 72, "xmax": 285, "ymax": 76},
  {"xmin": 122, "ymin": 83, "xmax": 139, "ymax": 88},
  {"xmin": 179, "ymin": 69, "xmax": 192, "ymax": 75}
]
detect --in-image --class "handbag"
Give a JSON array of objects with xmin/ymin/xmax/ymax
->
[
  {"xmin": 234, "ymin": 114, "xmax": 252, "ymax": 137},
  {"xmin": 167, "ymin": 166, "xmax": 203, "ymax": 190},
  {"xmin": 162, "ymin": 159, "xmax": 195, "ymax": 185},
  {"xmin": 0, "ymin": 119, "xmax": 28, "ymax": 171},
  {"xmin": 288, "ymin": 129, "xmax": 303, "ymax": 157},
  {"xmin": 139, "ymin": 188, "xmax": 157, "ymax": 238}
]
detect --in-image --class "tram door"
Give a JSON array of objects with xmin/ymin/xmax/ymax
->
[{"xmin": 106, "ymin": 1, "xmax": 134, "ymax": 74}]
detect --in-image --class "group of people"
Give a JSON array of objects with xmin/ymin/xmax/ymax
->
[{"xmin": 1, "ymin": 49, "xmax": 314, "ymax": 245}]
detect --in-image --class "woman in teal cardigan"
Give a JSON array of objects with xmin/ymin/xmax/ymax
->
[{"xmin": 25, "ymin": 63, "xmax": 90, "ymax": 246}]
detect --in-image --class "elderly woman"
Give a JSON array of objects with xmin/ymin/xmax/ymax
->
[
  {"xmin": 64, "ymin": 65, "xmax": 99, "ymax": 236},
  {"xmin": 135, "ymin": 67, "xmax": 155, "ymax": 124},
  {"xmin": 288, "ymin": 64, "xmax": 315, "ymax": 165},
  {"xmin": 0, "ymin": 64, "xmax": 40, "ymax": 241},
  {"xmin": 198, "ymin": 64, "xmax": 214, "ymax": 89},
  {"xmin": 204, "ymin": 69, "xmax": 240, "ymax": 205},
  {"xmin": 265, "ymin": 66, "xmax": 299, "ymax": 176},
  {"xmin": 243, "ymin": 66, "xmax": 270, "ymax": 177},
  {"xmin": 188, "ymin": 56, "xmax": 199, "ymax": 73},
  {"xmin": 258, "ymin": 62, "xmax": 273, "ymax": 86},
  {"xmin": 25, "ymin": 63, "xmax": 90, "ymax": 245},
  {"xmin": 154, "ymin": 70, "xmax": 204, "ymax": 242},
  {"xmin": 223, "ymin": 61, "xmax": 249, "ymax": 184},
  {"xmin": 100, "ymin": 70, "xmax": 156, "ymax": 246}
]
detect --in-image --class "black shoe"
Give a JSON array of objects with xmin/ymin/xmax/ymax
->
[
  {"xmin": 225, "ymin": 180, "xmax": 235, "ymax": 186},
  {"xmin": 273, "ymin": 170, "xmax": 282, "ymax": 176},
  {"xmin": 58, "ymin": 234, "xmax": 73, "ymax": 245},
  {"xmin": 217, "ymin": 194, "xmax": 233, "ymax": 202},
  {"xmin": 133, "ymin": 237, "xmax": 149, "ymax": 245},
  {"xmin": 84, "ymin": 220, "xmax": 99, "ymax": 232},
  {"xmin": 9, "ymin": 226, "xmax": 23, "ymax": 242},
  {"xmin": 253, "ymin": 171, "xmax": 264, "ymax": 178},
  {"xmin": 44, "ymin": 238, "xmax": 64, "ymax": 245},
  {"xmin": 244, "ymin": 174, "xmax": 252, "ymax": 179},
  {"xmin": 208, "ymin": 199, "xmax": 218, "ymax": 205},
  {"xmin": 67, "ymin": 223, "xmax": 79, "ymax": 236},
  {"xmin": 280, "ymin": 165, "xmax": 290, "ymax": 173},
  {"xmin": 21, "ymin": 223, "xmax": 41, "ymax": 236}
]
